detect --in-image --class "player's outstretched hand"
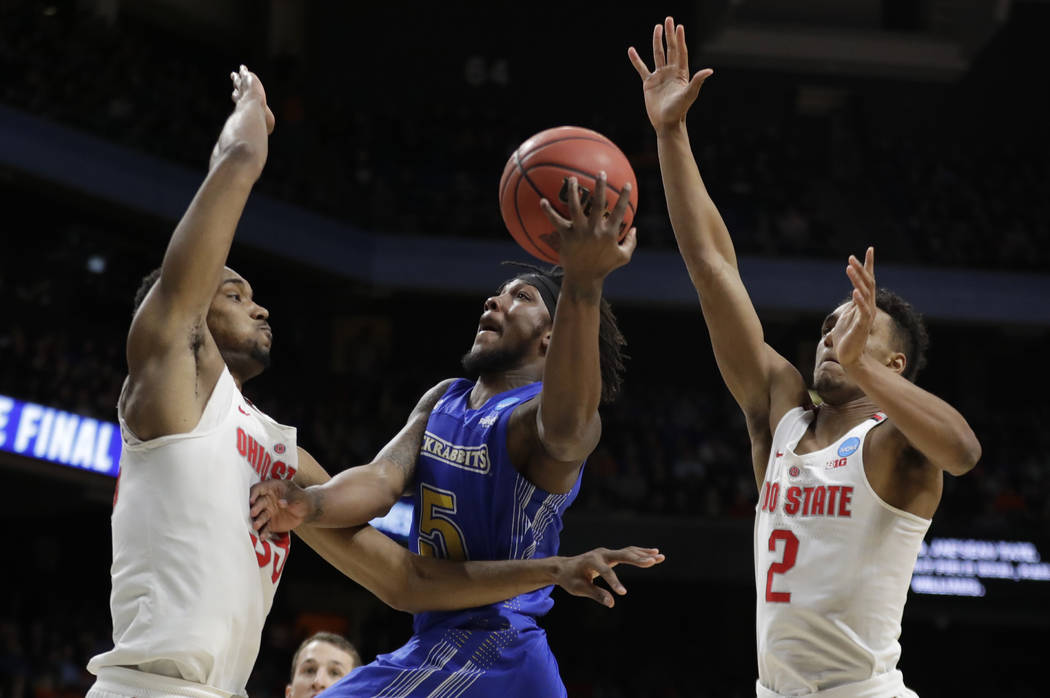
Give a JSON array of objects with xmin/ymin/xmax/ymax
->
[
  {"xmin": 628, "ymin": 16, "xmax": 713, "ymax": 134},
  {"xmin": 539, "ymin": 172, "xmax": 637, "ymax": 282},
  {"xmin": 554, "ymin": 546, "xmax": 665, "ymax": 608},
  {"xmin": 833, "ymin": 246, "xmax": 877, "ymax": 369},
  {"xmin": 249, "ymin": 479, "xmax": 312, "ymax": 539},
  {"xmin": 231, "ymin": 64, "xmax": 275, "ymax": 134}
]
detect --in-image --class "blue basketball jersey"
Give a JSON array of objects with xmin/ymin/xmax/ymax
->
[
  {"xmin": 323, "ymin": 378, "xmax": 582, "ymax": 698},
  {"xmin": 411, "ymin": 378, "xmax": 582, "ymax": 633}
]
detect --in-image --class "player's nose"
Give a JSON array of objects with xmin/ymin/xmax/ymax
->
[
  {"xmin": 483, "ymin": 294, "xmax": 501, "ymax": 312},
  {"xmin": 253, "ymin": 303, "xmax": 270, "ymax": 320}
]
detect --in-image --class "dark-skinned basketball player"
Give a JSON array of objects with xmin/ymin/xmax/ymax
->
[
  {"xmin": 86, "ymin": 66, "xmax": 661, "ymax": 698},
  {"xmin": 250, "ymin": 174, "xmax": 639, "ymax": 696},
  {"xmin": 628, "ymin": 17, "xmax": 981, "ymax": 698}
]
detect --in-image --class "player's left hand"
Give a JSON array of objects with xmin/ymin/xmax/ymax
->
[
  {"xmin": 539, "ymin": 172, "xmax": 637, "ymax": 282},
  {"xmin": 833, "ymin": 246, "xmax": 877, "ymax": 369},
  {"xmin": 554, "ymin": 546, "xmax": 665, "ymax": 608}
]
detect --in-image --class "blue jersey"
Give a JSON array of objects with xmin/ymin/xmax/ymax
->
[{"xmin": 324, "ymin": 379, "xmax": 582, "ymax": 698}]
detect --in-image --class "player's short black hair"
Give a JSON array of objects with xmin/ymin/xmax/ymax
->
[
  {"xmin": 503, "ymin": 262, "xmax": 627, "ymax": 404},
  {"xmin": 875, "ymin": 288, "xmax": 929, "ymax": 382},
  {"xmin": 133, "ymin": 267, "xmax": 162, "ymax": 315},
  {"xmin": 288, "ymin": 632, "xmax": 361, "ymax": 682}
]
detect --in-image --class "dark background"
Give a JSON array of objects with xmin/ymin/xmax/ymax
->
[{"xmin": 2, "ymin": 0, "xmax": 1048, "ymax": 696}]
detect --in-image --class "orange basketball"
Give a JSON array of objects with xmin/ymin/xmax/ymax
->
[{"xmin": 499, "ymin": 126, "xmax": 638, "ymax": 264}]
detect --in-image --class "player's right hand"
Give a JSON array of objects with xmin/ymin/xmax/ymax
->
[
  {"xmin": 231, "ymin": 64, "xmax": 276, "ymax": 134},
  {"xmin": 554, "ymin": 546, "xmax": 665, "ymax": 608},
  {"xmin": 249, "ymin": 479, "xmax": 311, "ymax": 538},
  {"xmin": 628, "ymin": 17, "xmax": 713, "ymax": 134}
]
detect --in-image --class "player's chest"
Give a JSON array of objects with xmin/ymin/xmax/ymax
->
[
  {"xmin": 759, "ymin": 439, "xmax": 864, "ymax": 521},
  {"xmin": 230, "ymin": 405, "xmax": 296, "ymax": 484}
]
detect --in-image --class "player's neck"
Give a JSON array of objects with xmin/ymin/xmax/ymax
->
[
  {"xmin": 814, "ymin": 395, "xmax": 879, "ymax": 436},
  {"xmin": 470, "ymin": 368, "xmax": 540, "ymax": 409}
]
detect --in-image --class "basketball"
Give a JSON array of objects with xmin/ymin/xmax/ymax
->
[{"xmin": 499, "ymin": 126, "xmax": 639, "ymax": 264}]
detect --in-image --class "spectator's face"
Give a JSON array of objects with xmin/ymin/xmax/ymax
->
[
  {"xmin": 461, "ymin": 279, "xmax": 551, "ymax": 377},
  {"xmin": 285, "ymin": 640, "xmax": 358, "ymax": 698},
  {"xmin": 812, "ymin": 303, "xmax": 901, "ymax": 404},
  {"xmin": 206, "ymin": 267, "xmax": 272, "ymax": 381}
]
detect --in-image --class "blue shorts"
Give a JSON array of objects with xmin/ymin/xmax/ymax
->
[{"xmin": 320, "ymin": 614, "xmax": 564, "ymax": 698}]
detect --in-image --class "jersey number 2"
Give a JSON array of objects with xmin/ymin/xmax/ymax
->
[
  {"xmin": 765, "ymin": 529, "xmax": 799, "ymax": 603},
  {"xmin": 418, "ymin": 483, "xmax": 469, "ymax": 561}
]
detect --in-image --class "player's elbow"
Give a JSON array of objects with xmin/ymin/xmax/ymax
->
[{"xmin": 946, "ymin": 433, "xmax": 982, "ymax": 477}]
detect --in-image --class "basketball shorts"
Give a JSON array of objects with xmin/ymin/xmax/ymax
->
[{"xmin": 322, "ymin": 613, "xmax": 564, "ymax": 698}]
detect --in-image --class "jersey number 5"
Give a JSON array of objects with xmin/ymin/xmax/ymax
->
[
  {"xmin": 765, "ymin": 529, "xmax": 799, "ymax": 603},
  {"xmin": 418, "ymin": 483, "xmax": 469, "ymax": 561}
]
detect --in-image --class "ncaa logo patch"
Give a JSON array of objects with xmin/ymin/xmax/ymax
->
[
  {"xmin": 494, "ymin": 397, "xmax": 520, "ymax": 411},
  {"xmin": 838, "ymin": 437, "xmax": 861, "ymax": 458},
  {"xmin": 274, "ymin": 443, "xmax": 286, "ymax": 454},
  {"xmin": 789, "ymin": 465, "xmax": 801, "ymax": 477}
]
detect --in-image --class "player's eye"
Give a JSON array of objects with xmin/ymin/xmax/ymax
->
[
  {"xmin": 229, "ymin": 294, "xmax": 241, "ymax": 302},
  {"xmin": 517, "ymin": 291, "xmax": 530, "ymax": 300}
]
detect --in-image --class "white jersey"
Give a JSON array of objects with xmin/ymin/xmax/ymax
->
[
  {"xmin": 87, "ymin": 366, "xmax": 298, "ymax": 697},
  {"xmin": 754, "ymin": 407, "xmax": 929, "ymax": 697}
]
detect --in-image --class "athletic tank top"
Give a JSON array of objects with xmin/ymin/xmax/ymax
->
[
  {"xmin": 87, "ymin": 366, "xmax": 298, "ymax": 696},
  {"xmin": 411, "ymin": 378, "xmax": 582, "ymax": 635},
  {"xmin": 754, "ymin": 407, "xmax": 930, "ymax": 695}
]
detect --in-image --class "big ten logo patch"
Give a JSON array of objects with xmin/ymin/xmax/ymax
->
[{"xmin": 249, "ymin": 532, "xmax": 290, "ymax": 584}]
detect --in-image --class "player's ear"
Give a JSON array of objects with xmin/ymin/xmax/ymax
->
[
  {"xmin": 887, "ymin": 351, "xmax": 906, "ymax": 376},
  {"xmin": 285, "ymin": 683, "xmax": 293, "ymax": 698},
  {"xmin": 540, "ymin": 330, "xmax": 552, "ymax": 355}
]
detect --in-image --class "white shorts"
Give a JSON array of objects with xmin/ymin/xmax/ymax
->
[
  {"xmin": 756, "ymin": 669, "xmax": 919, "ymax": 698},
  {"xmin": 87, "ymin": 667, "xmax": 239, "ymax": 698}
]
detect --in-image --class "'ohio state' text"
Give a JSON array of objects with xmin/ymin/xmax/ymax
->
[
  {"xmin": 759, "ymin": 482, "xmax": 854, "ymax": 518},
  {"xmin": 236, "ymin": 427, "xmax": 296, "ymax": 481}
]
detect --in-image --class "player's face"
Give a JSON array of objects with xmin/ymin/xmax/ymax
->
[
  {"xmin": 285, "ymin": 640, "xmax": 357, "ymax": 698},
  {"xmin": 206, "ymin": 267, "xmax": 272, "ymax": 380},
  {"xmin": 461, "ymin": 280, "xmax": 551, "ymax": 376},
  {"xmin": 812, "ymin": 302, "xmax": 899, "ymax": 404}
]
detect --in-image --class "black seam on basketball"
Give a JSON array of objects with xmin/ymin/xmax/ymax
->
[
  {"xmin": 512, "ymin": 154, "xmax": 554, "ymax": 262},
  {"xmin": 518, "ymin": 134, "xmax": 614, "ymax": 160},
  {"xmin": 522, "ymin": 162, "xmax": 637, "ymax": 216}
]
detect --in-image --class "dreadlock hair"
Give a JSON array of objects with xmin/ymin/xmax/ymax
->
[
  {"xmin": 839, "ymin": 287, "xmax": 929, "ymax": 382},
  {"xmin": 288, "ymin": 632, "xmax": 361, "ymax": 681},
  {"xmin": 133, "ymin": 267, "xmax": 162, "ymax": 315},
  {"xmin": 502, "ymin": 261, "xmax": 627, "ymax": 404},
  {"xmin": 875, "ymin": 288, "xmax": 929, "ymax": 382}
]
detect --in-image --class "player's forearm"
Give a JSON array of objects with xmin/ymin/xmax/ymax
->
[
  {"xmin": 655, "ymin": 123, "xmax": 739, "ymax": 280},
  {"xmin": 299, "ymin": 463, "xmax": 402, "ymax": 528},
  {"xmin": 157, "ymin": 100, "xmax": 268, "ymax": 311},
  {"xmin": 401, "ymin": 555, "xmax": 561, "ymax": 613},
  {"xmin": 536, "ymin": 276, "xmax": 603, "ymax": 459},
  {"xmin": 848, "ymin": 355, "xmax": 981, "ymax": 475}
]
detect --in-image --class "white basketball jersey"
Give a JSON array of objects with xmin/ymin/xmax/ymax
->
[
  {"xmin": 754, "ymin": 407, "xmax": 929, "ymax": 697},
  {"xmin": 87, "ymin": 366, "xmax": 298, "ymax": 696}
]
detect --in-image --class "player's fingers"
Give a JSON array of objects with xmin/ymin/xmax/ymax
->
[
  {"xmin": 652, "ymin": 24, "xmax": 666, "ymax": 68},
  {"xmin": 590, "ymin": 172, "xmax": 608, "ymax": 226},
  {"xmin": 676, "ymin": 24, "xmax": 689, "ymax": 71},
  {"xmin": 627, "ymin": 47, "xmax": 651, "ymax": 80},
  {"xmin": 865, "ymin": 246, "xmax": 875, "ymax": 276},
  {"xmin": 664, "ymin": 16, "xmax": 678, "ymax": 67},
  {"xmin": 688, "ymin": 68, "xmax": 714, "ymax": 102},
  {"xmin": 539, "ymin": 199, "xmax": 571, "ymax": 229},
  {"xmin": 566, "ymin": 177, "xmax": 585, "ymax": 223},
  {"xmin": 619, "ymin": 227, "xmax": 638, "ymax": 259},
  {"xmin": 597, "ymin": 564, "xmax": 627, "ymax": 596},
  {"xmin": 609, "ymin": 181, "xmax": 633, "ymax": 227},
  {"xmin": 252, "ymin": 508, "xmax": 271, "ymax": 531}
]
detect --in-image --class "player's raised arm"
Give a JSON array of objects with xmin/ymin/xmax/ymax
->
[
  {"xmin": 249, "ymin": 380, "xmax": 455, "ymax": 535},
  {"xmin": 526, "ymin": 175, "xmax": 636, "ymax": 493},
  {"xmin": 124, "ymin": 66, "xmax": 275, "ymax": 439},
  {"xmin": 628, "ymin": 19, "xmax": 807, "ymax": 427}
]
